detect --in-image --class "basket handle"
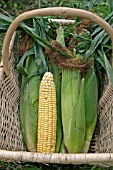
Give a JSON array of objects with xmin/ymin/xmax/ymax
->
[{"xmin": 2, "ymin": 7, "xmax": 113, "ymax": 76}]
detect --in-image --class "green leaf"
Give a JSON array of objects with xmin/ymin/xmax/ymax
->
[
  {"xmin": 20, "ymin": 78, "xmax": 38, "ymax": 152},
  {"xmin": 83, "ymin": 68, "xmax": 98, "ymax": 153},
  {"xmin": 56, "ymin": 27, "xmax": 65, "ymax": 46},
  {"xmin": 102, "ymin": 34, "xmax": 110, "ymax": 44},
  {"xmin": 85, "ymin": 30, "xmax": 105, "ymax": 59},
  {"xmin": 13, "ymin": 3, "xmax": 18, "ymax": 8},
  {"xmin": 34, "ymin": 41, "xmax": 48, "ymax": 74},
  {"xmin": 103, "ymin": 49, "xmax": 113, "ymax": 86},
  {"xmin": 0, "ymin": 13, "xmax": 13, "ymax": 24},
  {"xmin": 20, "ymin": 54, "xmax": 40, "ymax": 152},
  {"xmin": 64, "ymin": 21, "xmax": 76, "ymax": 34},
  {"xmin": 102, "ymin": 44, "xmax": 111, "ymax": 50},
  {"xmin": 91, "ymin": 12, "xmax": 113, "ymax": 36},
  {"xmin": 0, "ymin": 23, "xmax": 9, "ymax": 32},
  {"xmin": 76, "ymin": 42, "xmax": 90, "ymax": 53},
  {"xmin": 96, "ymin": 49, "xmax": 106, "ymax": 69},
  {"xmin": 36, "ymin": 17, "xmax": 48, "ymax": 40},
  {"xmin": 24, "ymin": 167, "xmax": 38, "ymax": 170},
  {"xmin": 33, "ymin": 18, "xmax": 48, "ymax": 74},
  {"xmin": 109, "ymin": 0, "xmax": 113, "ymax": 12},
  {"xmin": 0, "ymin": 8, "xmax": 13, "ymax": 18},
  {"xmin": 71, "ymin": 33, "xmax": 92, "ymax": 42},
  {"xmin": 17, "ymin": 48, "xmax": 34, "ymax": 76},
  {"xmin": 20, "ymin": 22, "xmax": 72, "ymax": 58}
]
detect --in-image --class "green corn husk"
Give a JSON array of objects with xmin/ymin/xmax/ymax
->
[
  {"xmin": 55, "ymin": 26, "xmax": 85, "ymax": 153},
  {"xmin": 56, "ymin": 27, "xmax": 65, "ymax": 47},
  {"xmin": 20, "ymin": 55, "xmax": 40, "ymax": 152},
  {"xmin": 52, "ymin": 27, "xmax": 64, "ymax": 153},
  {"xmin": 52, "ymin": 65, "xmax": 63, "ymax": 153},
  {"xmin": 83, "ymin": 68, "xmax": 98, "ymax": 153},
  {"xmin": 61, "ymin": 69, "xmax": 85, "ymax": 153},
  {"xmin": 60, "ymin": 138, "xmax": 66, "ymax": 153},
  {"xmin": 18, "ymin": 18, "xmax": 48, "ymax": 152}
]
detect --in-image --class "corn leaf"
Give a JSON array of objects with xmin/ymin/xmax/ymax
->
[
  {"xmin": 102, "ymin": 34, "xmax": 110, "ymax": 44},
  {"xmin": 0, "ymin": 8, "xmax": 14, "ymax": 18},
  {"xmin": 102, "ymin": 48, "xmax": 113, "ymax": 86},
  {"xmin": 91, "ymin": 12, "xmax": 113, "ymax": 36},
  {"xmin": 33, "ymin": 18, "xmax": 48, "ymax": 74},
  {"xmin": 0, "ymin": 13, "xmax": 13, "ymax": 24},
  {"xmin": 17, "ymin": 48, "xmax": 34, "ymax": 76},
  {"xmin": 109, "ymin": 0, "xmax": 113, "ymax": 12},
  {"xmin": 96, "ymin": 49, "xmax": 106, "ymax": 69},
  {"xmin": 85, "ymin": 30, "xmax": 105, "ymax": 59},
  {"xmin": 76, "ymin": 41, "xmax": 90, "ymax": 53},
  {"xmin": 20, "ymin": 22, "xmax": 72, "ymax": 58},
  {"xmin": 0, "ymin": 23, "xmax": 10, "ymax": 32},
  {"xmin": 71, "ymin": 33, "xmax": 92, "ymax": 42},
  {"xmin": 34, "ymin": 42, "xmax": 48, "ymax": 74}
]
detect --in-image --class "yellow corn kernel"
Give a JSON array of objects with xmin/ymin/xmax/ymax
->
[{"xmin": 37, "ymin": 72, "xmax": 57, "ymax": 153}]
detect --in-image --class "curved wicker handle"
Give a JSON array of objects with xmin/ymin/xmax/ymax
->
[{"xmin": 2, "ymin": 7, "xmax": 113, "ymax": 76}]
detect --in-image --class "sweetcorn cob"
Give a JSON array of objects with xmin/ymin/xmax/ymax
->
[
  {"xmin": 55, "ymin": 26, "xmax": 86, "ymax": 153},
  {"xmin": 83, "ymin": 68, "xmax": 98, "ymax": 153},
  {"xmin": 61, "ymin": 69, "xmax": 85, "ymax": 153},
  {"xmin": 53, "ymin": 27, "xmax": 64, "ymax": 153},
  {"xmin": 52, "ymin": 66, "xmax": 62, "ymax": 153},
  {"xmin": 37, "ymin": 72, "xmax": 57, "ymax": 153},
  {"xmin": 20, "ymin": 55, "xmax": 40, "ymax": 152}
]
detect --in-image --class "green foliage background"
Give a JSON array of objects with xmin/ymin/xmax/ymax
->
[
  {"xmin": 0, "ymin": 0, "xmax": 111, "ymax": 59},
  {"xmin": 0, "ymin": 0, "xmax": 111, "ymax": 17}
]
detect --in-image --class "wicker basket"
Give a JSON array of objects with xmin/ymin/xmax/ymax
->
[{"xmin": 0, "ymin": 7, "xmax": 113, "ymax": 167}]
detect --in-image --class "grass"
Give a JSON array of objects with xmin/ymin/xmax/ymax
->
[{"xmin": 0, "ymin": 161, "xmax": 110, "ymax": 170}]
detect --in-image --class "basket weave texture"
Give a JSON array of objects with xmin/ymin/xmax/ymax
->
[
  {"xmin": 98, "ymin": 85, "xmax": 113, "ymax": 153},
  {"xmin": 0, "ymin": 34, "xmax": 26, "ymax": 151},
  {"xmin": 0, "ymin": 7, "xmax": 113, "ymax": 166}
]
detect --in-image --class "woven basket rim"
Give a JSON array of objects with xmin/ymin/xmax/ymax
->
[{"xmin": 0, "ymin": 150, "xmax": 113, "ymax": 165}]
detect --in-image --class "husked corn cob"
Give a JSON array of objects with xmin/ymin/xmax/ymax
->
[{"xmin": 37, "ymin": 72, "xmax": 57, "ymax": 153}]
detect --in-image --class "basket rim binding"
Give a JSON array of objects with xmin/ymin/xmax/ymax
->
[
  {"xmin": 1, "ymin": 7, "xmax": 113, "ymax": 166},
  {"xmin": 0, "ymin": 150, "xmax": 113, "ymax": 166}
]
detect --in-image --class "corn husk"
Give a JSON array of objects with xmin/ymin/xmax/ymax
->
[
  {"xmin": 52, "ymin": 66, "xmax": 63, "ymax": 153},
  {"xmin": 61, "ymin": 69, "xmax": 85, "ymax": 153},
  {"xmin": 19, "ymin": 55, "xmax": 40, "ymax": 152},
  {"xmin": 83, "ymin": 68, "xmax": 98, "ymax": 153}
]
